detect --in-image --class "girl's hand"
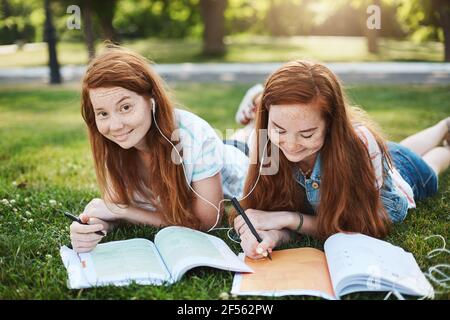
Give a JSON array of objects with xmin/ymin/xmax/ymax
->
[
  {"xmin": 82, "ymin": 198, "xmax": 123, "ymax": 222},
  {"xmin": 233, "ymin": 209, "xmax": 295, "ymax": 233},
  {"xmin": 69, "ymin": 215, "xmax": 108, "ymax": 253},
  {"xmin": 239, "ymin": 228, "xmax": 287, "ymax": 260}
]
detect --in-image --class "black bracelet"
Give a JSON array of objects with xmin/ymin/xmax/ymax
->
[{"xmin": 295, "ymin": 212, "xmax": 304, "ymax": 233}]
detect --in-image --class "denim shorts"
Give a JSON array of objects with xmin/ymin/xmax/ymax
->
[{"xmin": 387, "ymin": 141, "xmax": 438, "ymax": 201}]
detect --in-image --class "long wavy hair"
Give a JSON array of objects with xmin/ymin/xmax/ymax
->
[
  {"xmin": 235, "ymin": 60, "xmax": 392, "ymax": 240},
  {"xmin": 81, "ymin": 46, "xmax": 199, "ymax": 229}
]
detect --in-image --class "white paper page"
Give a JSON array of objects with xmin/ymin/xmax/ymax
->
[
  {"xmin": 60, "ymin": 246, "xmax": 91, "ymax": 289},
  {"xmin": 60, "ymin": 239, "xmax": 171, "ymax": 289},
  {"xmin": 155, "ymin": 226, "xmax": 252, "ymax": 281},
  {"xmin": 324, "ymin": 233, "xmax": 433, "ymax": 297}
]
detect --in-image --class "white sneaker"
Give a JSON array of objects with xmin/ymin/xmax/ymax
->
[{"xmin": 235, "ymin": 84, "xmax": 264, "ymax": 125}]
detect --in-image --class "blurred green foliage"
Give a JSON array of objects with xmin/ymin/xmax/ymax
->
[{"xmin": 0, "ymin": 0, "xmax": 445, "ymax": 45}]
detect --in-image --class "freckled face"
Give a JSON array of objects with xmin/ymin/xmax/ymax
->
[
  {"xmin": 89, "ymin": 87, "xmax": 152, "ymax": 150},
  {"xmin": 267, "ymin": 103, "xmax": 327, "ymax": 164}
]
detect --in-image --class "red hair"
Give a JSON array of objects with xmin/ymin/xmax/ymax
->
[
  {"xmin": 81, "ymin": 46, "xmax": 200, "ymax": 229},
  {"xmin": 234, "ymin": 60, "xmax": 392, "ymax": 240}
]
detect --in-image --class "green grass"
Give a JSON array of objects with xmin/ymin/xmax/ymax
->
[
  {"xmin": 0, "ymin": 83, "xmax": 449, "ymax": 300},
  {"xmin": 0, "ymin": 35, "xmax": 445, "ymax": 68}
]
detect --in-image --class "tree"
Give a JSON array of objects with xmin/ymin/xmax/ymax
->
[
  {"xmin": 61, "ymin": 0, "xmax": 118, "ymax": 61},
  {"xmin": 346, "ymin": 0, "xmax": 383, "ymax": 54},
  {"xmin": 431, "ymin": 0, "xmax": 450, "ymax": 61},
  {"xmin": 81, "ymin": 0, "xmax": 95, "ymax": 60},
  {"xmin": 398, "ymin": 0, "xmax": 450, "ymax": 61},
  {"xmin": 63, "ymin": 0, "xmax": 96, "ymax": 60},
  {"xmin": 92, "ymin": 0, "xmax": 119, "ymax": 42},
  {"xmin": 0, "ymin": 0, "xmax": 37, "ymax": 45},
  {"xmin": 366, "ymin": 0, "xmax": 381, "ymax": 53},
  {"xmin": 113, "ymin": 0, "xmax": 201, "ymax": 39},
  {"xmin": 266, "ymin": 0, "xmax": 316, "ymax": 36},
  {"xmin": 44, "ymin": 0, "xmax": 61, "ymax": 84},
  {"xmin": 200, "ymin": 0, "xmax": 227, "ymax": 55}
]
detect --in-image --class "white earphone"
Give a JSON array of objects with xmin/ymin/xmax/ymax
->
[
  {"xmin": 150, "ymin": 97, "xmax": 268, "ymax": 233},
  {"xmin": 151, "ymin": 97, "xmax": 156, "ymax": 113}
]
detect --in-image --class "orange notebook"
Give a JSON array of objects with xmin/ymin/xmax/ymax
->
[{"xmin": 231, "ymin": 233, "xmax": 434, "ymax": 299}]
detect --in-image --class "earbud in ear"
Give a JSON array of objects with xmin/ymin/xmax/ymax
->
[{"xmin": 150, "ymin": 98, "xmax": 156, "ymax": 112}]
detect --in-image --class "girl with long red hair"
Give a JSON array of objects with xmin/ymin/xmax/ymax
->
[
  {"xmin": 233, "ymin": 60, "xmax": 450, "ymax": 259},
  {"xmin": 70, "ymin": 46, "xmax": 249, "ymax": 253}
]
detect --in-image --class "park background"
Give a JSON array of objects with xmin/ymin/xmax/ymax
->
[{"xmin": 0, "ymin": 0, "xmax": 449, "ymax": 299}]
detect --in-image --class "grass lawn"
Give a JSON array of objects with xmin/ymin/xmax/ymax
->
[
  {"xmin": 0, "ymin": 83, "xmax": 449, "ymax": 300},
  {"xmin": 0, "ymin": 35, "xmax": 445, "ymax": 68}
]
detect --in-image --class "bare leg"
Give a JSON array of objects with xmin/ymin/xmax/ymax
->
[
  {"xmin": 422, "ymin": 146, "xmax": 450, "ymax": 176},
  {"xmin": 399, "ymin": 118, "xmax": 449, "ymax": 156}
]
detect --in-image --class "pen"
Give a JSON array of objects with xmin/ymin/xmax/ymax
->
[
  {"xmin": 230, "ymin": 197, "xmax": 272, "ymax": 260},
  {"xmin": 63, "ymin": 211, "xmax": 106, "ymax": 236}
]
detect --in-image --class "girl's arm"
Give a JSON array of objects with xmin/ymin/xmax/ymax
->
[
  {"xmin": 235, "ymin": 210, "xmax": 320, "ymax": 258},
  {"xmin": 284, "ymin": 211, "xmax": 319, "ymax": 238},
  {"xmin": 102, "ymin": 172, "xmax": 224, "ymax": 231},
  {"xmin": 71, "ymin": 199, "xmax": 168, "ymax": 253},
  {"xmin": 190, "ymin": 172, "xmax": 224, "ymax": 231},
  {"xmin": 234, "ymin": 209, "xmax": 319, "ymax": 238},
  {"xmin": 82, "ymin": 197, "xmax": 169, "ymax": 228},
  {"xmin": 114, "ymin": 205, "xmax": 168, "ymax": 227}
]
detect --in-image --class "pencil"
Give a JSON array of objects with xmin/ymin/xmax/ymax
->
[
  {"xmin": 230, "ymin": 197, "xmax": 272, "ymax": 260},
  {"xmin": 63, "ymin": 211, "xmax": 106, "ymax": 236}
]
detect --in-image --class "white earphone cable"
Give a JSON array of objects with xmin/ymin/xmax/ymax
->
[{"xmin": 151, "ymin": 98, "xmax": 268, "ymax": 234}]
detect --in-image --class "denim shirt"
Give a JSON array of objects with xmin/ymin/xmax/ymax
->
[{"xmin": 293, "ymin": 153, "xmax": 409, "ymax": 223}]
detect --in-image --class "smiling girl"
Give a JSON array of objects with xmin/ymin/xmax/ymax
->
[
  {"xmin": 232, "ymin": 60, "xmax": 450, "ymax": 259},
  {"xmin": 70, "ymin": 46, "xmax": 249, "ymax": 253}
]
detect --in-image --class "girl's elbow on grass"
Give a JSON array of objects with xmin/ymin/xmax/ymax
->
[{"xmin": 196, "ymin": 207, "xmax": 223, "ymax": 232}]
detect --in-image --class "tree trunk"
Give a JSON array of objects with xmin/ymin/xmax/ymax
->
[
  {"xmin": 92, "ymin": 0, "xmax": 119, "ymax": 42},
  {"xmin": 1, "ymin": 0, "xmax": 11, "ymax": 17},
  {"xmin": 367, "ymin": 28, "xmax": 379, "ymax": 54},
  {"xmin": 267, "ymin": 0, "xmax": 281, "ymax": 36},
  {"xmin": 99, "ymin": 15, "xmax": 117, "ymax": 42},
  {"xmin": 366, "ymin": 0, "xmax": 380, "ymax": 54},
  {"xmin": 44, "ymin": 0, "xmax": 61, "ymax": 84},
  {"xmin": 433, "ymin": 0, "xmax": 450, "ymax": 61},
  {"xmin": 200, "ymin": 0, "xmax": 227, "ymax": 55},
  {"xmin": 82, "ymin": 0, "xmax": 95, "ymax": 61}
]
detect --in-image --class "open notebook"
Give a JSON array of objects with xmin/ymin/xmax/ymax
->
[
  {"xmin": 60, "ymin": 226, "xmax": 252, "ymax": 289},
  {"xmin": 231, "ymin": 233, "xmax": 434, "ymax": 299}
]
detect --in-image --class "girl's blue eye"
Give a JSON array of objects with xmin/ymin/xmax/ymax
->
[{"xmin": 97, "ymin": 112, "xmax": 107, "ymax": 118}]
